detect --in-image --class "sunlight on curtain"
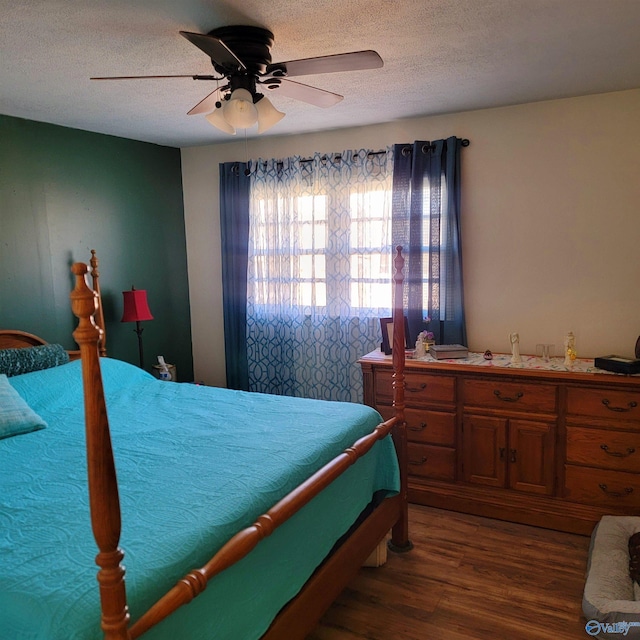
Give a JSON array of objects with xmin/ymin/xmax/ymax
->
[{"xmin": 247, "ymin": 148, "xmax": 393, "ymax": 402}]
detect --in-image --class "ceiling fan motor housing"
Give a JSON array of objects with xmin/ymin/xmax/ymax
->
[{"xmin": 207, "ymin": 26, "xmax": 275, "ymax": 75}]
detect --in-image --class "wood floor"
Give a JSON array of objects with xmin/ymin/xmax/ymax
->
[{"xmin": 310, "ymin": 505, "xmax": 592, "ymax": 640}]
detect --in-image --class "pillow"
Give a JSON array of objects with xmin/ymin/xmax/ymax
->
[
  {"xmin": 630, "ymin": 532, "xmax": 640, "ymax": 587},
  {"xmin": 0, "ymin": 374, "xmax": 47, "ymax": 440},
  {"xmin": 0, "ymin": 343, "xmax": 69, "ymax": 377}
]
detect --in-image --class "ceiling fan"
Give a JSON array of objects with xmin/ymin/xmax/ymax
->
[{"xmin": 91, "ymin": 25, "xmax": 383, "ymax": 135}]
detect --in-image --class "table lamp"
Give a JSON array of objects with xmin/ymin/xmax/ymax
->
[{"xmin": 121, "ymin": 286, "xmax": 153, "ymax": 368}]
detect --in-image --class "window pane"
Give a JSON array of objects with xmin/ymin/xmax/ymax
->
[{"xmin": 248, "ymin": 156, "xmax": 392, "ymax": 316}]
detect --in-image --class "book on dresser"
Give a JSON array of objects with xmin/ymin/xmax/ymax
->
[{"xmin": 429, "ymin": 344, "xmax": 469, "ymax": 359}]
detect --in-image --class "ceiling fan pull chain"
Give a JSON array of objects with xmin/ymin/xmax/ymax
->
[{"xmin": 244, "ymin": 130, "xmax": 252, "ymax": 176}]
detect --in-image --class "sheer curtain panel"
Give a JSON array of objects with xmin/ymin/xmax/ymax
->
[{"xmin": 247, "ymin": 149, "xmax": 394, "ymax": 402}]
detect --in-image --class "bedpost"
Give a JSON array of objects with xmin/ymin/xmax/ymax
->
[
  {"xmin": 389, "ymin": 246, "xmax": 412, "ymax": 552},
  {"xmin": 90, "ymin": 250, "xmax": 107, "ymax": 357},
  {"xmin": 70, "ymin": 262, "xmax": 131, "ymax": 640}
]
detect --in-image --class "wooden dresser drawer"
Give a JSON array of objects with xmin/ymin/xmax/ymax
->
[
  {"xmin": 462, "ymin": 379, "xmax": 557, "ymax": 414},
  {"xmin": 564, "ymin": 465, "xmax": 640, "ymax": 509},
  {"xmin": 567, "ymin": 387, "xmax": 640, "ymax": 422},
  {"xmin": 407, "ymin": 443, "xmax": 456, "ymax": 481},
  {"xmin": 378, "ymin": 406, "xmax": 455, "ymax": 446},
  {"xmin": 566, "ymin": 426, "xmax": 640, "ymax": 472},
  {"xmin": 375, "ymin": 370, "xmax": 455, "ymax": 407}
]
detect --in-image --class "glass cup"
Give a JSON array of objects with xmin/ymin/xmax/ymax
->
[{"xmin": 536, "ymin": 343, "xmax": 555, "ymax": 362}]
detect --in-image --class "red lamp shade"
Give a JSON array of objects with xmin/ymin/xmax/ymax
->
[{"xmin": 121, "ymin": 288, "xmax": 154, "ymax": 323}]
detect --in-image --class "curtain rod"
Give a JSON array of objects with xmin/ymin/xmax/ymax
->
[
  {"xmin": 298, "ymin": 150, "xmax": 386, "ymax": 164},
  {"xmin": 242, "ymin": 139, "xmax": 471, "ymax": 173},
  {"xmin": 298, "ymin": 139, "xmax": 470, "ymax": 164},
  {"xmin": 421, "ymin": 138, "xmax": 470, "ymax": 151}
]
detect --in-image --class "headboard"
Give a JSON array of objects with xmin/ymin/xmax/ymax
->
[
  {"xmin": 0, "ymin": 250, "xmax": 106, "ymax": 358},
  {"xmin": 0, "ymin": 330, "xmax": 48, "ymax": 350}
]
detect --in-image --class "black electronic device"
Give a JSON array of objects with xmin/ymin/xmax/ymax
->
[{"xmin": 594, "ymin": 355, "xmax": 640, "ymax": 375}]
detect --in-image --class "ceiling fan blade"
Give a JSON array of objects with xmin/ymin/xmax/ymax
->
[
  {"xmin": 187, "ymin": 87, "xmax": 223, "ymax": 115},
  {"xmin": 266, "ymin": 50, "xmax": 382, "ymax": 78},
  {"xmin": 268, "ymin": 78, "xmax": 343, "ymax": 108},
  {"xmin": 179, "ymin": 31, "xmax": 246, "ymax": 72},
  {"xmin": 91, "ymin": 74, "xmax": 220, "ymax": 80}
]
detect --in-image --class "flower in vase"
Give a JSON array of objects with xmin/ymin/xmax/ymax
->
[
  {"xmin": 422, "ymin": 317, "xmax": 435, "ymax": 341},
  {"xmin": 418, "ymin": 330, "xmax": 435, "ymax": 345}
]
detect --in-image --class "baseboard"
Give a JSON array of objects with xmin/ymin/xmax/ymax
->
[{"xmin": 408, "ymin": 482, "xmax": 614, "ymax": 536}]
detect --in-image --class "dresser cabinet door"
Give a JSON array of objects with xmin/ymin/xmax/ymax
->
[
  {"xmin": 462, "ymin": 415, "xmax": 507, "ymax": 488},
  {"xmin": 508, "ymin": 419, "xmax": 555, "ymax": 495},
  {"xmin": 463, "ymin": 415, "xmax": 555, "ymax": 495}
]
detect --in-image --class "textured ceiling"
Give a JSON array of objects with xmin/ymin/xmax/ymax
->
[{"xmin": 2, "ymin": 0, "xmax": 640, "ymax": 148}]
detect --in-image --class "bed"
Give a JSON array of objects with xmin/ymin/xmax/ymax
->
[{"xmin": 0, "ymin": 249, "xmax": 410, "ymax": 640}]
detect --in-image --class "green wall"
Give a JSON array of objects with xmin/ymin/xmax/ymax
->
[{"xmin": 0, "ymin": 115, "xmax": 193, "ymax": 381}]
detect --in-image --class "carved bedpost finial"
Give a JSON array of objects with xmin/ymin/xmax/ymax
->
[
  {"xmin": 70, "ymin": 263, "xmax": 103, "ymax": 349},
  {"xmin": 90, "ymin": 250, "xmax": 99, "ymax": 277},
  {"xmin": 88, "ymin": 250, "xmax": 107, "ymax": 357}
]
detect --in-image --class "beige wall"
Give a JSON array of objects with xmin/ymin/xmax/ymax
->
[{"xmin": 181, "ymin": 89, "xmax": 640, "ymax": 387}]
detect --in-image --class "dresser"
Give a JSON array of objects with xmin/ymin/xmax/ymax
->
[{"xmin": 359, "ymin": 350, "xmax": 640, "ymax": 535}]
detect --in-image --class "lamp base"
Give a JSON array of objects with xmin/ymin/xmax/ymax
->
[{"xmin": 134, "ymin": 322, "xmax": 145, "ymax": 369}]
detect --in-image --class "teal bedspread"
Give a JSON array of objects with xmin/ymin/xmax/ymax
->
[{"xmin": 0, "ymin": 358, "xmax": 399, "ymax": 640}]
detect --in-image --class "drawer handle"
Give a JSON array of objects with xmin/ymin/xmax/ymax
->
[
  {"xmin": 493, "ymin": 390, "xmax": 524, "ymax": 403},
  {"xmin": 499, "ymin": 447, "xmax": 506, "ymax": 461},
  {"xmin": 598, "ymin": 483, "xmax": 634, "ymax": 498},
  {"xmin": 601, "ymin": 399, "xmax": 638, "ymax": 413},
  {"xmin": 600, "ymin": 444, "xmax": 636, "ymax": 458},
  {"xmin": 408, "ymin": 422, "xmax": 427, "ymax": 432},
  {"xmin": 407, "ymin": 383, "xmax": 428, "ymax": 393},
  {"xmin": 409, "ymin": 456, "xmax": 428, "ymax": 466},
  {"xmin": 510, "ymin": 449, "xmax": 517, "ymax": 463}
]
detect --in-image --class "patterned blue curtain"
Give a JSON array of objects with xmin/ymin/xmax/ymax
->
[
  {"xmin": 392, "ymin": 138, "xmax": 467, "ymax": 346},
  {"xmin": 246, "ymin": 149, "xmax": 394, "ymax": 402},
  {"xmin": 219, "ymin": 161, "xmax": 251, "ymax": 390}
]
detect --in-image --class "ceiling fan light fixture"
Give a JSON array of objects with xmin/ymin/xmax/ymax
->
[
  {"xmin": 205, "ymin": 107, "xmax": 236, "ymax": 135},
  {"xmin": 223, "ymin": 88, "xmax": 258, "ymax": 129},
  {"xmin": 255, "ymin": 95, "xmax": 285, "ymax": 133}
]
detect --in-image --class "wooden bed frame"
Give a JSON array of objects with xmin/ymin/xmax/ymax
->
[{"xmin": 1, "ymin": 248, "xmax": 410, "ymax": 640}]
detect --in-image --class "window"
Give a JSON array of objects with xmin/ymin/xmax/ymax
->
[
  {"xmin": 220, "ymin": 138, "xmax": 465, "ymax": 397},
  {"xmin": 248, "ymin": 152, "xmax": 393, "ymax": 319},
  {"xmin": 349, "ymin": 188, "xmax": 393, "ymax": 310}
]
